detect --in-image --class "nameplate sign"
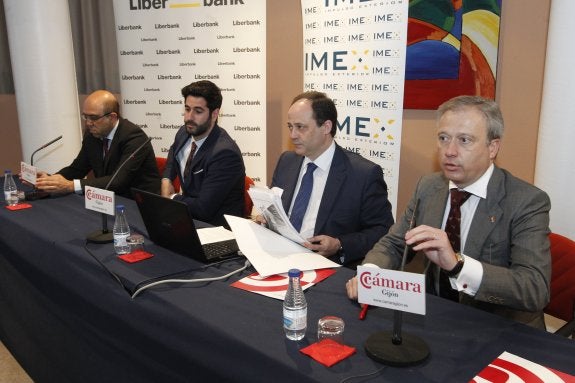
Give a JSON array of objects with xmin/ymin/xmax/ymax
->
[
  {"xmin": 20, "ymin": 161, "xmax": 37, "ymax": 185},
  {"xmin": 357, "ymin": 266, "xmax": 426, "ymax": 315},
  {"xmin": 85, "ymin": 186, "xmax": 115, "ymax": 216}
]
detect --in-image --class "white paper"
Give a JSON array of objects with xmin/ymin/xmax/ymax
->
[
  {"xmin": 357, "ymin": 266, "xmax": 426, "ymax": 315},
  {"xmin": 225, "ymin": 215, "xmax": 340, "ymax": 277},
  {"xmin": 247, "ymin": 186, "xmax": 306, "ymax": 245},
  {"xmin": 197, "ymin": 226, "xmax": 235, "ymax": 245},
  {"xmin": 84, "ymin": 186, "xmax": 115, "ymax": 216},
  {"xmin": 20, "ymin": 161, "xmax": 37, "ymax": 185}
]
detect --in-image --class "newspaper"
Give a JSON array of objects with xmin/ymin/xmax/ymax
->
[{"xmin": 247, "ymin": 186, "xmax": 306, "ymax": 245}]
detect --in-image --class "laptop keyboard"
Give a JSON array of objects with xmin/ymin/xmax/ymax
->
[{"xmin": 202, "ymin": 239, "xmax": 239, "ymax": 259}]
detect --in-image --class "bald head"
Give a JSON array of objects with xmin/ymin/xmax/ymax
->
[
  {"xmin": 82, "ymin": 90, "xmax": 120, "ymax": 139},
  {"xmin": 84, "ymin": 90, "xmax": 120, "ymax": 116}
]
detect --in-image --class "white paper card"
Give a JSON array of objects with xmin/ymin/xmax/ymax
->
[
  {"xmin": 84, "ymin": 186, "xmax": 115, "ymax": 216},
  {"xmin": 20, "ymin": 162, "xmax": 37, "ymax": 185},
  {"xmin": 357, "ymin": 266, "xmax": 426, "ymax": 315}
]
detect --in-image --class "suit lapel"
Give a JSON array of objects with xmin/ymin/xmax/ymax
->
[
  {"xmin": 281, "ymin": 157, "xmax": 304, "ymax": 213},
  {"xmin": 314, "ymin": 147, "xmax": 347, "ymax": 234},
  {"xmin": 182, "ymin": 125, "xmax": 220, "ymax": 189},
  {"xmin": 464, "ymin": 167, "xmax": 505, "ymax": 258}
]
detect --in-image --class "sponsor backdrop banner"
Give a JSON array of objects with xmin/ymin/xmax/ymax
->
[
  {"xmin": 112, "ymin": 0, "xmax": 266, "ymax": 185},
  {"xmin": 301, "ymin": 0, "xmax": 409, "ymax": 216}
]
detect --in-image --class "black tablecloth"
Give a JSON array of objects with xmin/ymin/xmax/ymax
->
[{"xmin": 1, "ymin": 189, "xmax": 575, "ymax": 383}]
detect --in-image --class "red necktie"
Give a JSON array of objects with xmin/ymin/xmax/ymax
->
[
  {"xmin": 183, "ymin": 141, "xmax": 197, "ymax": 181},
  {"xmin": 439, "ymin": 188, "xmax": 472, "ymax": 301}
]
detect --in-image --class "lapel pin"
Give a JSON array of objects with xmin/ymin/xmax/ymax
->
[{"xmin": 489, "ymin": 216, "xmax": 496, "ymax": 223}]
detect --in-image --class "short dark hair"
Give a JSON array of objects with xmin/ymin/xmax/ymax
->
[
  {"xmin": 291, "ymin": 91, "xmax": 338, "ymax": 137},
  {"xmin": 437, "ymin": 95, "xmax": 504, "ymax": 141},
  {"xmin": 181, "ymin": 80, "xmax": 223, "ymax": 113}
]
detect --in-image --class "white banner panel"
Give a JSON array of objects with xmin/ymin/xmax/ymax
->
[
  {"xmin": 301, "ymin": 0, "xmax": 409, "ymax": 217},
  {"xmin": 112, "ymin": 0, "xmax": 266, "ymax": 185},
  {"xmin": 535, "ymin": 0, "xmax": 575, "ymax": 239}
]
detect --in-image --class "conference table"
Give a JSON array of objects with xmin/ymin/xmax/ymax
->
[{"xmin": 1, "ymin": 188, "xmax": 575, "ymax": 383}]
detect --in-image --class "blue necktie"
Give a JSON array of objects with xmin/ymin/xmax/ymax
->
[{"xmin": 290, "ymin": 162, "xmax": 317, "ymax": 232}]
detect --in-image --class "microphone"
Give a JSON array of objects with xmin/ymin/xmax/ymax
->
[
  {"xmin": 31, "ymin": 135, "xmax": 63, "ymax": 166},
  {"xmin": 86, "ymin": 137, "xmax": 153, "ymax": 244},
  {"xmin": 26, "ymin": 135, "xmax": 63, "ymax": 200},
  {"xmin": 364, "ymin": 196, "xmax": 430, "ymax": 367}
]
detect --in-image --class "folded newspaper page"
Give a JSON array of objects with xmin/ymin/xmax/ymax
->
[{"xmin": 248, "ymin": 186, "xmax": 306, "ymax": 245}]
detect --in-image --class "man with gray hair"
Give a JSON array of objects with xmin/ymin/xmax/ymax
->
[{"xmin": 346, "ymin": 95, "xmax": 551, "ymax": 329}]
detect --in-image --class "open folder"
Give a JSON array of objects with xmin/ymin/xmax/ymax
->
[{"xmin": 224, "ymin": 215, "xmax": 340, "ymax": 277}]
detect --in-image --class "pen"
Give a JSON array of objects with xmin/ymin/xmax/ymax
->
[{"xmin": 359, "ymin": 304, "xmax": 369, "ymax": 320}]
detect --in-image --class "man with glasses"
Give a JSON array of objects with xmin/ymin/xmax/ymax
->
[{"xmin": 36, "ymin": 90, "xmax": 160, "ymax": 197}]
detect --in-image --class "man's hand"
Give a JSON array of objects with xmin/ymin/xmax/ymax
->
[
  {"xmin": 303, "ymin": 235, "xmax": 341, "ymax": 257},
  {"xmin": 161, "ymin": 178, "xmax": 175, "ymax": 197},
  {"xmin": 254, "ymin": 214, "xmax": 267, "ymax": 226},
  {"xmin": 35, "ymin": 174, "xmax": 74, "ymax": 194},
  {"xmin": 346, "ymin": 276, "xmax": 358, "ymax": 300},
  {"xmin": 405, "ymin": 224, "xmax": 458, "ymax": 271}
]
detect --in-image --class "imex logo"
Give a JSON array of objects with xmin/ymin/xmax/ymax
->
[
  {"xmin": 305, "ymin": 50, "xmax": 370, "ymax": 72},
  {"xmin": 336, "ymin": 115, "xmax": 397, "ymax": 141},
  {"xmin": 129, "ymin": 0, "xmax": 244, "ymax": 10},
  {"xmin": 324, "ymin": 0, "xmax": 375, "ymax": 7}
]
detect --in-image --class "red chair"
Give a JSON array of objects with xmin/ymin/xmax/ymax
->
[
  {"xmin": 244, "ymin": 176, "xmax": 255, "ymax": 218},
  {"xmin": 545, "ymin": 232, "xmax": 575, "ymax": 337},
  {"xmin": 155, "ymin": 157, "xmax": 180, "ymax": 193}
]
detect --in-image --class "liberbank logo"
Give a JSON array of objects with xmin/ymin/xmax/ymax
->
[{"xmin": 128, "ymin": 0, "xmax": 245, "ymax": 10}]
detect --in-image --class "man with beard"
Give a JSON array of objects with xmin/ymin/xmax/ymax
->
[
  {"xmin": 161, "ymin": 80, "xmax": 245, "ymax": 227},
  {"xmin": 35, "ymin": 90, "xmax": 160, "ymax": 198}
]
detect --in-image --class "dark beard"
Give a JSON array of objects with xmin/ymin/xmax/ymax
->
[{"xmin": 186, "ymin": 115, "xmax": 212, "ymax": 137}]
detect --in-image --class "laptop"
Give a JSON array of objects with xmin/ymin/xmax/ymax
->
[{"xmin": 131, "ymin": 188, "xmax": 239, "ymax": 262}]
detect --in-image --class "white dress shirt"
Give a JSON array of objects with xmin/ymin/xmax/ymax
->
[{"xmin": 288, "ymin": 141, "xmax": 336, "ymax": 239}]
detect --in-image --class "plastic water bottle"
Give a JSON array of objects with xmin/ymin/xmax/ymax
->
[
  {"xmin": 283, "ymin": 268, "xmax": 307, "ymax": 341},
  {"xmin": 113, "ymin": 204, "xmax": 131, "ymax": 255},
  {"xmin": 3, "ymin": 170, "xmax": 18, "ymax": 206}
]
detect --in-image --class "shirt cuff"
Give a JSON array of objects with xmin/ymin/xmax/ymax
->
[
  {"xmin": 73, "ymin": 179, "xmax": 82, "ymax": 194},
  {"xmin": 450, "ymin": 254, "xmax": 483, "ymax": 296}
]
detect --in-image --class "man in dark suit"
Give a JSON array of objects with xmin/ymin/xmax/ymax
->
[
  {"xmin": 36, "ymin": 90, "xmax": 160, "ymax": 198},
  {"xmin": 346, "ymin": 96, "xmax": 551, "ymax": 329},
  {"xmin": 161, "ymin": 80, "xmax": 245, "ymax": 227},
  {"xmin": 267, "ymin": 91, "xmax": 394, "ymax": 266}
]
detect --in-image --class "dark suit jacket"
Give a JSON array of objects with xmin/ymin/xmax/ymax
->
[
  {"xmin": 271, "ymin": 144, "xmax": 394, "ymax": 265},
  {"xmin": 57, "ymin": 118, "xmax": 160, "ymax": 198},
  {"xmin": 163, "ymin": 124, "xmax": 245, "ymax": 227},
  {"xmin": 364, "ymin": 167, "xmax": 551, "ymax": 328}
]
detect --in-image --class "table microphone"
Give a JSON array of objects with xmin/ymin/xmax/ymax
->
[
  {"xmin": 86, "ymin": 137, "xmax": 153, "ymax": 244},
  {"xmin": 364, "ymin": 196, "xmax": 430, "ymax": 367},
  {"xmin": 25, "ymin": 135, "xmax": 63, "ymax": 200}
]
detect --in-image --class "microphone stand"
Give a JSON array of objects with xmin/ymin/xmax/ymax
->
[
  {"xmin": 86, "ymin": 137, "xmax": 152, "ymax": 244},
  {"xmin": 26, "ymin": 135, "xmax": 63, "ymax": 200},
  {"xmin": 364, "ymin": 199, "xmax": 430, "ymax": 367}
]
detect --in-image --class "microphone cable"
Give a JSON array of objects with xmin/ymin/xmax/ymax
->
[{"xmin": 131, "ymin": 259, "xmax": 252, "ymax": 299}]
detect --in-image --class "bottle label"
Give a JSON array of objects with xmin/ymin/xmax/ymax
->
[
  {"xmin": 283, "ymin": 307, "xmax": 307, "ymax": 330},
  {"xmin": 114, "ymin": 233, "xmax": 129, "ymax": 247}
]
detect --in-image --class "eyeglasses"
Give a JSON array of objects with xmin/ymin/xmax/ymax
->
[{"xmin": 81, "ymin": 112, "xmax": 113, "ymax": 121}]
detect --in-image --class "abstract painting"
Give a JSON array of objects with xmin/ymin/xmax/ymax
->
[{"xmin": 404, "ymin": 0, "xmax": 502, "ymax": 109}]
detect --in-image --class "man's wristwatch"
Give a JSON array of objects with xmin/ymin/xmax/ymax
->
[{"xmin": 443, "ymin": 252, "xmax": 464, "ymax": 277}]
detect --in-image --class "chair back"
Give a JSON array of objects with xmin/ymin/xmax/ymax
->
[
  {"xmin": 545, "ymin": 232, "xmax": 575, "ymax": 323},
  {"xmin": 155, "ymin": 157, "xmax": 180, "ymax": 193}
]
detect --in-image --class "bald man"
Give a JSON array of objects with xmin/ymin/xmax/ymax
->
[{"xmin": 36, "ymin": 90, "xmax": 160, "ymax": 198}]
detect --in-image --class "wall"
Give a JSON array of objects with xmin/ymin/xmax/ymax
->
[{"xmin": 1, "ymin": 0, "xmax": 551, "ymax": 217}]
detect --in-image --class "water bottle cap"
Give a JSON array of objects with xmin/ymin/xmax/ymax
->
[
  {"xmin": 4, "ymin": 170, "xmax": 11, "ymax": 174},
  {"xmin": 288, "ymin": 269, "xmax": 301, "ymax": 278},
  {"xmin": 116, "ymin": 204, "xmax": 125, "ymax": 211}
]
